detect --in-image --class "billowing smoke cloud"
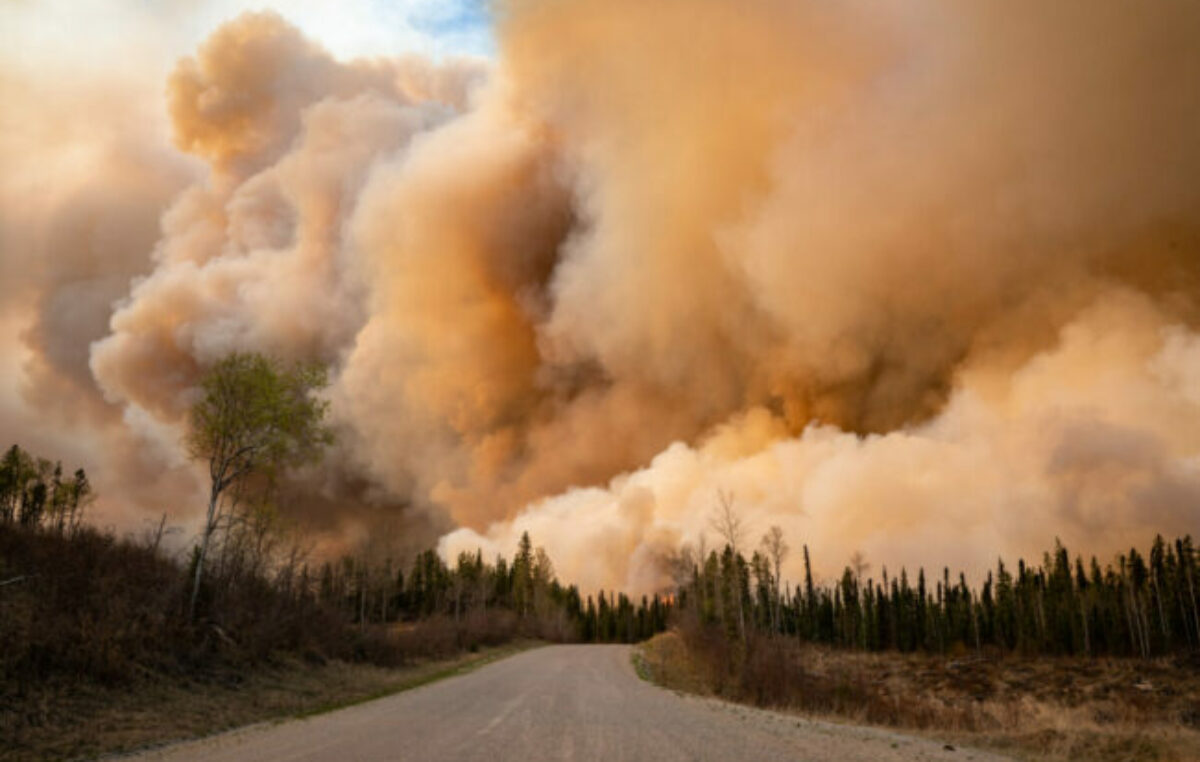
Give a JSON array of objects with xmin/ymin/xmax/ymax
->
[
  {"xmin": 2, "ymin": 9, "xmax": 486, "ymax": 536},
  {"xmin": 444, "ymin": 291, "xmax": 1200, "ymax": 592},
  {"xmin": 3, "ymin": 1, "xmax": 1199, "ymax": 588},
  {"xmin": 91, "ymin": 12, "xmax": 484, "ymax": 416},
  {"xmin": 436, "ymin": 0, "xmax": 1200, "ymax": 588},
  {"xmin": 0, "ymin": 26, "xmax": 203, "ymax": 519},
  {"xmin": 83, "ymin": 12, "xmax": 488, "ymax": 540}
]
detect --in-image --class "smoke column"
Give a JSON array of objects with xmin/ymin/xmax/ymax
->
[{"xmin": 3, "ymin": 0, "xmax": 1199, "ymax": 590}]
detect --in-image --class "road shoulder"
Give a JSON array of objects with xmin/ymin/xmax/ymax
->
[{"xmin": 6, "ymin": 642, "xmax": 538, "ymax": 762}]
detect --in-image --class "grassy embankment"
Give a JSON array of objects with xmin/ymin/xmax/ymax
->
[
  {"xmin": 3, "ymin": 641, "xmax": 537, "ymax": 762},
  {"xmin": 0, "ymin": 518, "xmax": 539, "ymax": 762},
  {"xmin": 637, "ymin": 630, "xmax": 1200, "ymax": 762}
]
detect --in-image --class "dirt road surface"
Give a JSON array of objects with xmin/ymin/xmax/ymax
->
[{"xmin": 124, "ymin": 644, "xmax": 1011, "ymax": 762}]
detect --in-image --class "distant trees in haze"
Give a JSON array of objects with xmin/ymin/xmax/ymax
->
[
  {"xmin": 313, "ymin": 531, "xmax": 670, "ymax": 645},
  {"xmin": 759, "ymin": 525, "xmax": 788, "ymax": 633},
  {"xmin": 677, "ymin": 506, "xmax": 1200, "ymax": 658},
  {"xmin": 1, "ymin": 497, "xmax": 668, "ymax": 695},
  {"xmin": 0, "ymin": 444, "xmax": 90, "ymax": 533}
]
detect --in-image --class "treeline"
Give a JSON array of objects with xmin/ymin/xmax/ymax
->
[
  {"xmin": 0, "ymin": 444, "xmax": 91, "ymax": 532},
  {"xmin": 678, "ymin": 531, "xmax": 1200, "ymax": 658},
  {"xmin": 310, "ymin": 533, "xmax": 670, "ymax": 645},
  {"xmin": 1, "ymin": 442, "xmax": 667, "ymax": 693}
]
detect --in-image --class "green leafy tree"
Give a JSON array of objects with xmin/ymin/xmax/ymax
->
[{"xmin": 186, "ymin": 352, "xmax": 333, "ymax": 621}]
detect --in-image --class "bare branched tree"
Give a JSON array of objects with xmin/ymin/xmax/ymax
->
[
  {"xmin": 709, "ymin": 489, "xmax": 748, "ymax": 639},
  {"xmin": 761, "ymin": 525, "xmax": 789, "ymax": 633},
  {"xmin": 666, "ymin": 543, "xmax": 697, "ymax": 592},
  {"xmin": 709, "ymin": 489, "xmax": 745, "ymax": 554},
  {"xmin": 850, "ymin": 549, "xmax": 871, "ymax": 582}
]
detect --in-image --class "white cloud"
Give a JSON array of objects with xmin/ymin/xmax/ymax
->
[{"xmin": 0, "ymin": 0, "xmax": 493, "ymax": 75}]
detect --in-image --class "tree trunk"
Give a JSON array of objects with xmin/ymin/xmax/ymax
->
[
  {"xmin": 971, "ymin": 598, "xmax": 981, "ymax": 652},
  {"xmin": 189, "ymin": 483, "xmax": 221, "ymax": 623},
  {"xmin": 773, "ymin": 559, "xmax": 782, "ymax": 634},
  {"xmin": 1152, "ymin": 574, "xmax": 1169, "ymax": 648},
  {"xmin": 1139, "ymin": 593, "xmax": 1152, "ymax": 656},
  {"xmin": 1080, "ymin": 596, "xmax": 1090, "ymax": 657},
  {"xmin": 359, "ymin": 572, "xmax": 367, "ymax": 626},
  {"xmin": 151, "ymin": 513, "xmax": 167, "ymax": 555},
  {"xmin": 1187, "ymin": 561, "xmax": 1200, "ymax": 648}
]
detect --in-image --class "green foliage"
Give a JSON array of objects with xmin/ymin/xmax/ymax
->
[
  {"xmin": 186, "ymin": 352, "xmax": 333, "ymax": 621},
  {"xmin": 187, "ymin": 352, "xmax": 333, "ymax": 491}
]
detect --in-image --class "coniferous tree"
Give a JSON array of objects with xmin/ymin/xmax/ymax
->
[{"xmin": 673, "ymin": 528, "xmax": 1198, "ymax": 659}]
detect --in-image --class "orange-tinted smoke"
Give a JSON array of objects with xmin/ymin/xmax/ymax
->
[{"xmin": 4, "ymin": 2, "xmax": 1199, "ymax": 587}]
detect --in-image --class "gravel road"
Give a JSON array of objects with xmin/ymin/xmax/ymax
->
[{"xmin": 124, "ymin": 644, "xmax": 1011, "ymax": 762}]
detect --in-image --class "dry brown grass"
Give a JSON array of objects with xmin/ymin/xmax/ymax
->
[
  {"xmin": 640, "ymin": 630, "xmax": 1200, "ymax": 762},
  {"xmin": 1, "ymin": 642, "xmax": 536, "ymax": 762}
]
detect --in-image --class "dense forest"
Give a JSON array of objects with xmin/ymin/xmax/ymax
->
[
  {"xmin": 0, "ymin": 442, "xmax": 667, "ymax": 693},
  {"xmin": 675, "ymin": 515, "xmax": 1200, "ymax": 659},
  {"xmin": 0, "ymin": 444, "xmax": 91, "ymax": 532},
  {"xmin": 5, "ymin": 431, "xmax": 1198, "ymax": 705},
  {"xmin": 312, "ymin": 537, "xmax": 671, "ymax": 645},
  {"xmin": 650, "ymin": 507, "xmax": 1200, "ymax": 748}
]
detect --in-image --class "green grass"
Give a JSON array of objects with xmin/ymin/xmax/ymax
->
[{"xmin": 630, "ymin": 650, "xmax": 652, "ymax": 682}]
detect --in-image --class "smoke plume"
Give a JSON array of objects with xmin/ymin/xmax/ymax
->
[{"xmin": 3, "ymin": 0, "xmax": 1199, "ymax": 590}]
